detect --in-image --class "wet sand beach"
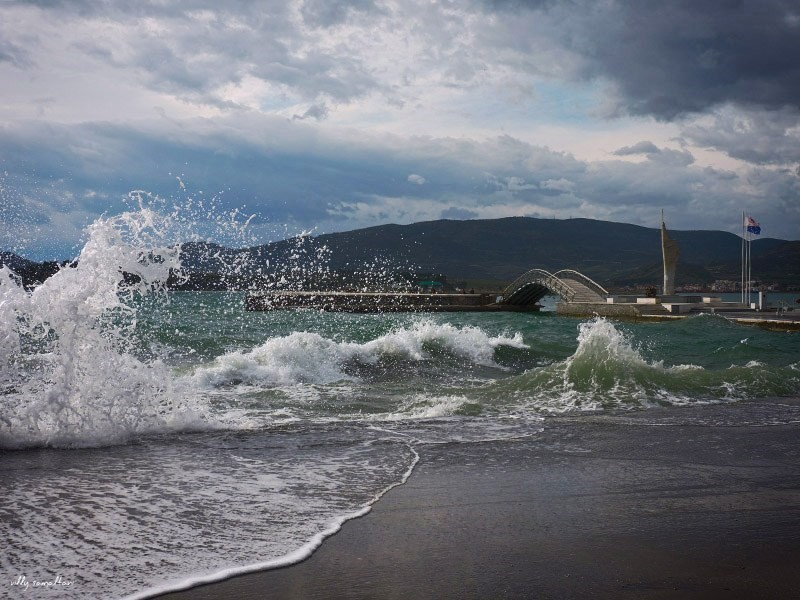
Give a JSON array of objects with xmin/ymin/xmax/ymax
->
[{"xmin": 157, "ymin": 400, "xmax": 800, "ymax": 600}]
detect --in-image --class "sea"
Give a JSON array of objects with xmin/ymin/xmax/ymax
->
[{"xmin": 1, "ymin": 208, "xmax": 799, "ymax": 599}]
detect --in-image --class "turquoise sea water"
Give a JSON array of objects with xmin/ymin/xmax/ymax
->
[{"xmin": 1, "ymin": 210, "xmax": 799, "ymax": 599}]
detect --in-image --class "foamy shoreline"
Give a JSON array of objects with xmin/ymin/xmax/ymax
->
[{"xmin": 155, "ymin": 399, "xmax": 800, "ymax": 600}]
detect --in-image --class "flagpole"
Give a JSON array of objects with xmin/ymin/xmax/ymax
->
[
  {"xmin": 741, "ymin": 211, "xmax": 745, "ymax": 305},
  {"xmin": 742, "ymin": 214, "xmax": 762, "ymax": 307},
  {"xmin": 745, "ymin": 212, "xmax": 751, "ymax": 306},
  {"xmin": 748, "ymin": 226, "xmax": 752, "ymax": 307},
  {"xmin": 661, "ymin": 208, "xmax": 665, "ymax": 295},
  {"xmin": 746, "ymin": 215, "xmax": 750, "ymax": 307}
]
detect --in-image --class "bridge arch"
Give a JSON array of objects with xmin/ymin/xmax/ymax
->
[{"xmin": 500, "ymin": 268, "xmax": 608, "ymax": 306}]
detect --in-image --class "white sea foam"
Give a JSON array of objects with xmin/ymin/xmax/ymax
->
[
  {"xmin": 112, "ymin": 436, "xmax": 420, "ymax": 600},
  {"xmin": 191, "ymin": 332, "xmax": 359, "ymax": 386},
  {"xmin": 190, "ymin": 320, "xmax": 528, "ymax": 388},
  {"xmin": 0, "ymin": 209, "xmax": 212, "ymax": 448},
  {"xmin": 388, "ymin": 394, "xmax": 470, "ymax": 419},
  {"xmin": 0, "ymin": 428, "xmax": 420, "ymax": 600},
  {"xmin": 743, "ymin": 360, "xmax": 765, "ymax": 368}
]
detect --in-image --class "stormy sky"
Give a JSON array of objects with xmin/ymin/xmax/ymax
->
[{"xmin": 1, "ymin": 0, "xmax": 798, "ymax": 259}]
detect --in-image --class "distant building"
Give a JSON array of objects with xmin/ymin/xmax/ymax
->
[{"xmin": 711, "ymin": 280, "xmax": 739, "ymax": 292}]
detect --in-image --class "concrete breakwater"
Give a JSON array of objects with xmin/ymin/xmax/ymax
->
[
  {"xmin": 556, "ymin": 298, "xmax": 800, "ymax": 331},
  {"xmin": 244, "ymin": 289, "xmax": 800, "ymax": 330},
  {"xmin": 245, "ymin": 291, "xmax": 541, "ymax": 313}
]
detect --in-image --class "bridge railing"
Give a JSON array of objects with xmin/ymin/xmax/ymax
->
[
  {"xmin": 502, "ymin": 269, "xmax": 577, "ymax": 303},
  {"xmin": 552, "ymin": 269, "xmax": 609, "ymax": 299}
]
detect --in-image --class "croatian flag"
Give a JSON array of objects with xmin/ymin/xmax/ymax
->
[{"xmin": 745, "ymin": 216, "xmax": 761, "ymax": 235}]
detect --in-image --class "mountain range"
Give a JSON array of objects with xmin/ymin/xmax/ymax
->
[
  {"xmin": 4, "ymin": 217, "xmax": 799, "ymax": 289},
  {"xmin": 180, "ymin": 217, "xmax": 800, "ymax": 288}
]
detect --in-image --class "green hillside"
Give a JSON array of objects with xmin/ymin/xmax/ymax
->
[
  {"xmin": 251, "ymin": 217, "xmax": 797, "ymax": 287},
  {"xmin": 6, "ymin": 217, "xmax": 799, "ymax": 290},
  {"xmin": 177, "ymin": 217, "xmax": 800, "ymax": 289}
]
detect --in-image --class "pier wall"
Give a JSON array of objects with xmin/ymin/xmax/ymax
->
[
  {"xmin": 556, "ymin": 302, "xmax": 646, "ymax": 318},
  {"xmin": 246, "ymin": 292, "xmax": 538, "ymax": 313}
]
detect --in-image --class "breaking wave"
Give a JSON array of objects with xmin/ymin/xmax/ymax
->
[
  {"xmin": 190, "ymin": 320, "xmax": 528, "ymax": 387},
  {"xmin": 485, "ymin": 318, "xmax": 800, "ymax": 412}
]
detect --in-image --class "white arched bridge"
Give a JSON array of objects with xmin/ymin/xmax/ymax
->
[{"xmin": 499, "ymin": 269, "xmax": 609, "ymax": 306}]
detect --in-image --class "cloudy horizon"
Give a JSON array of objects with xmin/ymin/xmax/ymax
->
[{"xmin": 2, "ymin": 0, "xmax": 799, "ymax": 260}]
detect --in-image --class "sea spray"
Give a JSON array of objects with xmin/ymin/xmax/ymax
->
[
  {"xmin": 0, "ymin": 209, "xmax": 208, "ymax": 448},
  {"xmin": 0, "ymin": 267, "xmax": 27, "ymax": 373}
]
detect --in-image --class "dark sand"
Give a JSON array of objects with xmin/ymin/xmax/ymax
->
[{"xmin": 158, "ymin": 406, "xmax": 800, "ymax": 599}]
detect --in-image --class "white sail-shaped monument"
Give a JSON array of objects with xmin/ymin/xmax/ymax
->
[{"xmin": 661, "ymin": 212, "xmax": 680, "ymax": 295}]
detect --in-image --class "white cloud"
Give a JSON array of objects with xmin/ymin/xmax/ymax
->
[{"xmin": 540, "ymin": 178, "xmax": 576, "ymax": 192}]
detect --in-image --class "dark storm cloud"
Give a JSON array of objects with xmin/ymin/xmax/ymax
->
[
  {"xmin": 613, "ymin": 141, "xmax": 660, "ymax": 156},
  {"xmin": 483, "ymin": 0, "xmax": 800, "ymax": 120},
  {"xmin": 11, "ymin": 0, "xmax": 800, "ymax": 121},
  {"xmin": 3, "ymin": 116, "xmax": 799, "ymax": 258},
  {"xmin": 0, "ymin": 116, "xmax": 446, "ymax": 231},
  {"xmin": 474, "ymin": 0, "xmax": 800, "ymax": 167},
  {"xmin": 682, "ymin": 106, "xmax": 800, "ymax": 165},
  {"xmin": 573, "ymin": 0, "xmax": 800, "ymax": 119}
]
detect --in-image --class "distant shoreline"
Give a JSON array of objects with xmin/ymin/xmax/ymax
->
[{"xmin": 5, "ymin": 215, "xmax": 800, "ymax": 290}]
